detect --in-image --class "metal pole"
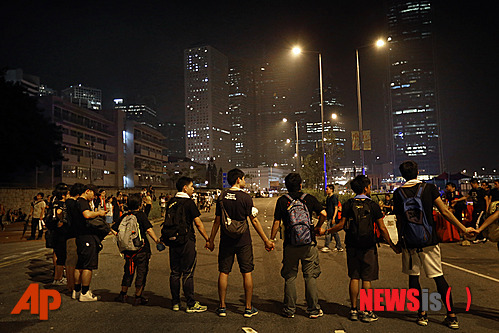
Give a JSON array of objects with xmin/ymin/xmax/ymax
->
[
  {"xmin": 295, "ymin": 121, "xmax": 299, "ymax": 171},
  {"xmin": 355, "ymin": 48, "xmax": 365, "ymax": 175},
  {"xmin": 319, "ymin": 53, "xmax": 327, "ymax": 190}
]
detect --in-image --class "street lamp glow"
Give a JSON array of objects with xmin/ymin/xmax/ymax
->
[
  {"xmin": 331, "ymin": 113, "xmax": 337, "ymax": 120},
  {"xmin": 292, "ymin": 47, "xmax": 302, "ymax": 55},
  {"xmin": 376, "ymin": 39, "xmax": 385, "ymax": 47},
  {"xmin": 286, "ymin": 138, "xmax": 291, "ymax": 144},
  {"xmin": 282, "ymin": 117, "xmax": 288, "ymax": 122}
]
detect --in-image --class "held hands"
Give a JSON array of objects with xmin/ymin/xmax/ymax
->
[
  {"xmin": 264, "ymin": 240, "xmax": 275, "ymax": 252},
  {"xmin": 465, "ymin": 227, "xmax": 479, "ymax": 236},
  {"xmin": 205, "ymin": 240, "xmax": 215, "ymax": 252}
]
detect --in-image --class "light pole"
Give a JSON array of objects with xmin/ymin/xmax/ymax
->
[
  {"xmin": 292, "ymin": 47, "xmax": 327, "ymax": 191},
  {"xmin": 355, "ymin": 39, "xmax": 386, "ymax": 175},
  {"xmin": 283, "ymin": 118, "xmax": 300, "ymax": 172}
]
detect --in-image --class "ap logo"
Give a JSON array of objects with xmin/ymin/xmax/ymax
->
[{"xmin": 11, "ymin": 284, "xmax": 61, "ymax": 320}]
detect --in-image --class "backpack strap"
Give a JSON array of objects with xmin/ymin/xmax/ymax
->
[
  {"xmin": 284, "ymin": 194, "xmax": 293, "ymax": 202},
  {"xmin": 415, "ymin": 183, "xmax": 426, "ymax": 199},
  {"xmin": 299, "ymin": 193, "xmax": 307, "ymax": 201}
]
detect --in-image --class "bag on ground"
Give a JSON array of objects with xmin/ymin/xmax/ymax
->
[
  {"xmin": 285, "ymin": 194, "xmax": 313, "ymax": 246},
  {"xmin": 116, "ymin": 213, "xmax": 143, "ymax": 252}
]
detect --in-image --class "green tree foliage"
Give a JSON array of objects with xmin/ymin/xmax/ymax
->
[
  {"xmin": 0, "ymin": 79, "xmax": 63, "ymax": 177},
  {"xmin": 301, "ymin": 131, "xmax": 344, "ymax": 190}
]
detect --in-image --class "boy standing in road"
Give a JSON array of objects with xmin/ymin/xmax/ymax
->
[
  {"xmin": 270, "ymin": 173, "xmax": 327, "ymax": 319},
  {"xmin": 323, "ymin": 175, "xmax": 399, "ymax": 323},
  {"xmin": 208, "ymin": 168, "xmax": 274, "ymax": 318},
  {"xmin": 28, "ymin": 192, "xmax": 46, "ymax": 240},
  {"xmin": 166, "ymin": 177, "xmax": 210, "ymax": 313},
  {"xmin": 322, "ymin": 184, "xmax": 343, "ymax": 252},
  {"xmin": 393, "ymin": 160, "xmax": 473, "ymax": 329}
]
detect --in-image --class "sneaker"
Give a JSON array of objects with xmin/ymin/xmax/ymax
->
[
  {"xmin": 216, "ymin": 307, "xmax": 227, "ymax": 317},
  {"xmin": 186, "ymin": 301, "xmax": 207, "ymax": 313},
  {"xmin": 243, "ymin": 306, "xmax": 259, "ymax": 318},
  {"xmin": 321, "ymin": 247, "xmax": 331, "ymax": 253},
  {"xmin": 349, "ymin": 309, "xmax": 359, "ymax": 321},
  {"xmin": 133, "ymin": 296, "xmax": 148, "ymax": 306},
  {"xmin": 114, "ymin": 293, "xmax": 128, "ymax": 303},
  {"xmin": 72, "ymin": 290, "xmax": 80, "ymax": 300},
  {"xmin": 337, "ymin": 248, "xmax": 344, "ymax": 252},
  {"xmin": 443, "ymin": 315, "xmax": 459, "ymax": 329},
  {"xmin": 172, "ymin": 303, "xmax": 180, "ymax": 311},
  {"xmin": 417, "ymin": 312, "xmax": 428, "ymax": 326},
  {"xmin": 79, "ymin": 290, "xmax": 99, "ymax": 302},
  {"xmin": 52, "ymin": 279, "xmax": 66, "ymax": 286},
  {"xmin": 331, "ymin": 248, "xmax": 339, "ymax": 252},
  {"xmin": 309, "ymin": 309, "xmax": 324, "ymax": 319},
  {"xmin": 472, "ymin": 238, "xmax": 487, "ymax": 244},
  {"xmin": 360, "ymin": 311, "xmax": 379, "ymax": 322},
  {"xmin": 461, "ymin": 240, "xmax": 471, "ymax": 246},
  {"xmin": 282, "ymin": 310, "xmax": 295, "ymax": 318}
]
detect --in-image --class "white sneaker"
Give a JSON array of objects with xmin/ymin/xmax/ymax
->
[
  {"xmin": 72, "ymin": 290, "xmax": 80, "ymax": 300},
  {"xmin": 321, "ymin": 247, "xmax": 331, "ymax": 253},
  {"xmin": 79, "ymin": 290, "xmax": 99, "ymax": 302},
  {"xmin": 52, "ymin": 279, "xmax": 66, "ymax": 286}
]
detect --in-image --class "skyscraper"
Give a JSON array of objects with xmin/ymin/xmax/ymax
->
[
  {"xmin": 184, "ymin": 46, "xmax": 231, "ymax": 171},
  {"xmin": 62, "ymin": 84, "xmax": 102, "ymax": 111},
  {"xmin": 387, "ymin": 0, "xmax": 442, "ymax": 176},
  {"xmin": 114, "ymin": 99, "xmax": 158, "ymax": 129}
]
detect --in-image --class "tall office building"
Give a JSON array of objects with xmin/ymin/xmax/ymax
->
[
  {"xmin": 254, "ymin": 61, "xmax": 294, "ymax": 168},
  {"xmin": 228, "ymin": 59, "xmax": 256, "ymax": 168},
  {"xmin": 114, "ymin": 99, "xmax": 158, "ymax": 129},
  {"xmin": 158, "ymin": 121, "xmax": 186, "ymax": 158},
  {"xmin": 387, "ymin": 0, "xmax": 442, "ymax": 175},
  {"xmin": 184, "ymin": 45, "xmax": 231, "ymax": 171},
  {"xmin": 4, "ymin": 68, "xmax": 40, "ymax": 97},
  {"xmin": 62, "ymin": 84, "xmax": 102, "ymax": 111}
]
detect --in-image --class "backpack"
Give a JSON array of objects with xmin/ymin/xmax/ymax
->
[
  {"xmin": 397, "ymin": 183, "xmax": 432, "ymax": 249},
  {"xmin": 219, "ymin": 192, "xmax": 248, "ymax": 239},
  {"xmin": 116, "ymin": 213, "xmax": 144, "ymax": 252},
  {"xmin": 160, "ymin": 199, "xmax": 190, "ymax": 246},
  {"xmin": 344, "ymin": 198, "xmax": 377, "ymax": 248},
  {"xmin": 285, "ymin": 194, "xmax": 314, "ymax": 246},
  {"xmin": 44, "ymin": 201, "xmax": 58, "ymax": 231}
]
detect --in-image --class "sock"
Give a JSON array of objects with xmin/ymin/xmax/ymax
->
[
  {"xmin": 409, "ymin": 275, "xmax": 423, "ymax": 314},
  {"xmin": 434, "ymin": 276, "xmax": 454, "ymax": 315},
  {"xmin": 74, "ymin": 284, "xmax": 82, "ymax": 292},
  {"xmin": 82, "ymin": 285, "xmax": 89, "ymax": 295}
]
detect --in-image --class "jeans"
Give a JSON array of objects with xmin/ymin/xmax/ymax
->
[
  {"xmin": 169, "ymin": 239, "xmax": 197, "ymax": 307},
  {"xmin": 281, "ymin": 244, "xmax": 321, "ymax": 315},
  {"xmin": 324, "ymin": 219, "xmax": 342, "ymax": 249}
]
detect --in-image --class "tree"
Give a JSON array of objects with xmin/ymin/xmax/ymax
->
[{"xmin": 0, "ymin": 79, "xmax": 63, "ymax": 181}]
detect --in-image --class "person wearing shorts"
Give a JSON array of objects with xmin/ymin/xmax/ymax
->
[
  {"xmin": 394, "ymin": 160, "xmax": 473, "ymax": 329},
  {"xmin": 208, "ymin": 168, "xmax": 274, "ymax": 318},
  {"xmin": 325, "ymin": 175, "xmax": 398, "ymax": 323}
]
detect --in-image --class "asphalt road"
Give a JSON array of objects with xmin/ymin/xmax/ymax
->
[{"xmin": 0, "ymin": 197, "xmax": 498, "ymax": 333}]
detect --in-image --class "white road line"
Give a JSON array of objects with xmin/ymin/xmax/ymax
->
[{"xmin": 442, "ymin": 261, "xmax": 499, "ymax": 283}]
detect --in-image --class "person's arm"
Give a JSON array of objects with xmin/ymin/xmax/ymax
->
[
  {"xmin": 315, "ymin": 209, "xmax": 327, "ymax": 233},
  {"xmin": 434, "ymin": 197, "xmax": 473, "ymax": 235},
  {"xmin": 476, "ymin": 210, "xmax": 499, "ymax": 234},
  {"xmin": 332, "ymin": 205, "xmax": 338, "ymax": 222},
  {"xmin": 249, "ymin": 216, "xmax": 274, "ymax": 251},
  {"xmin": 82, "ymin": 209, "xmax": 106, "ymax": 219},
  {"xmin": 270, "ymin": 219, "xmax": 281, "ymax": 241},
  {"xmin": 193, "ymin": 216, "xmax": 210, "ymax": 242},
  {"xmin": 207, "ymin": 215, "xmax": 220, "ymax": 251},
  {"xmin": 375, "ymin": 217, "xmax": 400, "ymax": 253},
  {"xmin": 325, "ymin": 216, "xmax": 346, "ymax": 235},
  {"xmin": 146, "ymin": 227, "xmax": 160, "ymax": 244}
]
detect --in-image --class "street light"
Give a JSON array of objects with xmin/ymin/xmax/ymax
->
[
  {"xmin": 292, "ymin": 46, "xmax": 327, "ymax": 190},
  {"xmin": 355, "ymin": 38, "xmax": 386, "ymax": 175},
  {"xmin": 283, "ymin": 118, "xmax": 300, "ymax": 171}
]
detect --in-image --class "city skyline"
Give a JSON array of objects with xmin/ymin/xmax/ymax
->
[{"xmin": 1, "ymin": 1, "xmax": 497, "ymax": 174}]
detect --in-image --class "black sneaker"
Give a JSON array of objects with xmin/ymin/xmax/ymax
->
[
  {"xmin": 133, "ymin": 296, "xmax": 148, "ymax": 306},
  {"xmin": 360, "ymin": 311, "xmax": 379, "ymax": 322},
  {"xmin": 417, "ymin": 312, "xmax": 428, "ymax": 326},
  {"xmin": 349, "ymin": 309, "xmax": 359, "ymax": 321},
  {"xmin": 443, "ymin": 315, "xmax": 459, "ymax": 329}
]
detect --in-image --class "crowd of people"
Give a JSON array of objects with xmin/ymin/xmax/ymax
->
[{"xmin": 5, "ymin": 160, "xmax": 498, "ymax": 330}]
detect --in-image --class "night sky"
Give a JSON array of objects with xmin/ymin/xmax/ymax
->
[{"xmin": 1, "ymin": 1, "xmax": 497, "ymax": 175}]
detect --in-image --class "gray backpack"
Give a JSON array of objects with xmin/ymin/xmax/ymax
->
[{"xmin": 117, "ymin": 213, "xmax": 144, "ymax": 252}]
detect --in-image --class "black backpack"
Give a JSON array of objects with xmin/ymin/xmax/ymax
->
[
  {"xmin": 161, "ymin": 199, "xmax": 189, "ymax": 246},
  {"xmin": 344, "ymin": 198, "xmax": 377, "ymax": 248}
]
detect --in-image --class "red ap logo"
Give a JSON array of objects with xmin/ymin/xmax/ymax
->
[{"xmin": 11, "ymin": 284, "xmax": 61, "ymax": 320}]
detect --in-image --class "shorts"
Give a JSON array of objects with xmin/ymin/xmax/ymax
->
[
  {"xmin": 346, "ymin": 246, "xmax": 379, "ymax": 281},
  {"xmin": 218, "ymin": 243, "xmax": 254, "ymax": 274},
  {"xmin": 76, "ymin": 235, "xmax": 100, "ymax": 270},
  {"xmin": 402, "ymin": 244, "xmax": 444, "ymax": 278},
  {"xmin": 54, "ymin": 235, "xmax": 67, "ymax": 266},
  {"xmin": 66, "ymin": 238, "xmax": 78, "ymax": 267}
]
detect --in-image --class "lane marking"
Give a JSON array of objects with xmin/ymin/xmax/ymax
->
[
  {"xmin": 0, "ymin": 251, "xmax": 50, "ymax": 268},
  {"xmin": 442, "ymin": 261, "xmax": 499, "ymax": 283}
]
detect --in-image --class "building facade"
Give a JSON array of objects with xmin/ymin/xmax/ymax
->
[
  {"xmin": 387, "ymin": 0, "xmax": 442, "ymax": 175},
  {"xmin": 114, "ymin": 100, "xmax": 158, "ymax": 129},
  {"xmin": 62, "ymin": 84, "xmax": 102, "ymax": 111},
  {"xmin": 184, "ymin": 45, "xmax": 231, "ymax": 171},
  {"xmin": 158, "ymin": 121, "xmax": 186, "ymax": 158}
]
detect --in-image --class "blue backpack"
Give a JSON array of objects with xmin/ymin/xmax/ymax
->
[
  {"xmin": 285, "ymin": 194, "xmax": 314, "ymax": 246},
  {"xmin": 398, "ymin": 183, "xmax": 432, "ymax": 249}
]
